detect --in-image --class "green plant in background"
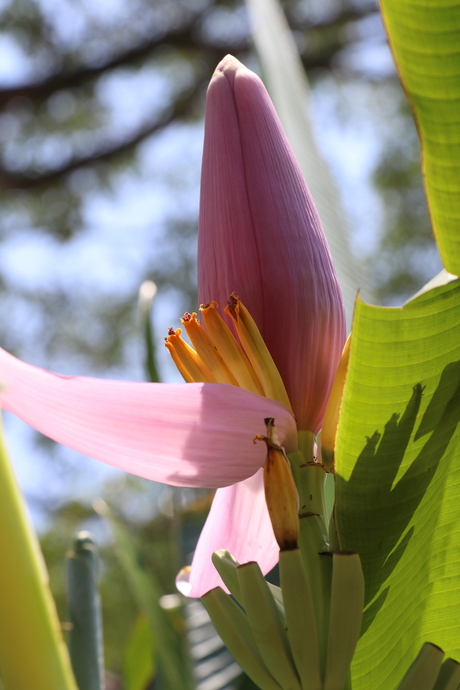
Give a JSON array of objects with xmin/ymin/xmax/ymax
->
[
  {"xmin": 66, "ymin": 532, "xmax": 105, "ymax": 690},
  {"xmin": 97, "ymin": 500, "xmax": 193, "ymax": 690}
]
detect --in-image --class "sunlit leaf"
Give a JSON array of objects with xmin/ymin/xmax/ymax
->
[
  {"xmin": 335, "ymin": 279, "xmax": 460, "ymax": 689},
  {"xmin": 380, "ymin": 0, "xmax": 460, "ymax": 274}
]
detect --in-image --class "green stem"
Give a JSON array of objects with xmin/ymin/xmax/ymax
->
[
  {"xmin": 291, "ymin": 431, "xmax": 328, "ymax": 518},
  {"xmin": 328, "ymin": 505, "xmax": 341, "ymax": 553},
  {"xmin": 289, "ymin": 432, "xmax": 332, "ymax": 679},
  {"xmin": 298, "ymin": 519, "xmax": 332, "ymax": 679}
]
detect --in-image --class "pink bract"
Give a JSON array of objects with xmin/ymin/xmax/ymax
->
[
  {"xmin": 0, "ymin": 348, "xmax": 296, "ymax": 489},
  {"xmin": 198, "ymin": 55, "xmax": 346, "ymax": 433},
  {"xmin": 0, "ymin": 348, "xmax": 295, "ymax": 596},
  {"xmin": 176, "ymin": 469, "xmax": 278, "ymax": 597},
  {"xmin": 1, "ymin": 55, "xmax": 346, "ymax": 597}
]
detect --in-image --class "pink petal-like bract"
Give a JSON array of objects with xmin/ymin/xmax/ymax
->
[
  {"xmin": 0, "ymin": 348, "xmax": 296, "ymax": 488},
  {"xmin": 1, "ymin": 55, "xmax": 347, "ymax": 597},
  {"xmin": 176, "ymin": 469, "xmax": 279, "ymax": 597},
  {"xmin": 198, "ymin": 55, "xmax": 346, "ymax": 432}
]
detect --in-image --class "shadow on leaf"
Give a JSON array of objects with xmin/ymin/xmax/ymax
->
[{"xmin": 336, "ymin": 361, "xmax": 460, "ymax": 633}]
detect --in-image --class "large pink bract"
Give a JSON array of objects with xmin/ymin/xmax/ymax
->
[{"xmin": 0, "ymin": 55, "xmax": 345, "ymax": 597}]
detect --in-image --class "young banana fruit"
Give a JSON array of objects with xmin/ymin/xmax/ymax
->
[
  {"xmin": 279, "ymin": 548, "xmax": 322, "ymax": 690},
  {"xmin": 237, "ymin": 561, "xmax": 301, "ymax": 690},
  {"xmin": 201, "ymin": 586, "xmax": 282, "ymax": 690},
  {"xmin": 396, "ymin": 644, "xmax": 460, "ymax": 690},
  {"xmin": 323, "ymin": 553, "xmax": 364, "ymax": 690}
]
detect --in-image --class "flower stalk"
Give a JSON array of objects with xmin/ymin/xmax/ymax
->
[{"xmin": 66, "ymin": 532, "xmax": 105, "ymax": 690}]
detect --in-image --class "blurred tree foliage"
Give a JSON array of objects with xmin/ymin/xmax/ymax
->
[{"xmin": 372, "ymin": 98, "xmax": 439, "ymax": 303}]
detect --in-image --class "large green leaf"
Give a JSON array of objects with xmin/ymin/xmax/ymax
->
[
  {"xmin": 335, "ymin": 279, "xmax": 460, "ymax": 689},
  {"xmin": 380, "ymin": 0, "xmax": 460, "ymax": 274},
  {"xmin": 245, "ymin": 0, "xmax": 373, "ymax": 324}
]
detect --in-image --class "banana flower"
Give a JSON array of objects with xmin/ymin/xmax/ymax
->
[{"xmin": 0, "ymin": 55, "xmax": 345, "ymax": 597}]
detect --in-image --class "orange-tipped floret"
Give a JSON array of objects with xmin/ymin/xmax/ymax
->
[
  {"xmin": 180, "ymin": 311, "xmax": 238, "ymax": 386},
  {"xmin": 225, "ymin": 294, "xmax": 292, "ymax": 413},
  {"xmin": 166, "ymin": 297, "xmax": 297, "ymax": 422},
  {"xmin": 200, "ymin": 301, "xmax": 264, "ymax": 395},
  {"xmin": 164, "ymin": 327, "xmax": 216, "ymax": 383}
]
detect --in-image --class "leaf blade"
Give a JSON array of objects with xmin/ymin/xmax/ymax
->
[
  {"xmin": 335, "ymin": 280, "xmax": 460, "ymax": 689},
  {"xmin": 380, "ymin": 0, "xmax": 460, "ymax": 273}
]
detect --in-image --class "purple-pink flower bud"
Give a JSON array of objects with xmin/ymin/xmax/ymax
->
[{"xmin": 198, "ymin": 55, "xmax": 346, "ymax": 433}]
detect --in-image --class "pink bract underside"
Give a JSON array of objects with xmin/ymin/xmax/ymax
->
[
  {"xmin": 0, "ymin": 348, "xmax": 296, "ymax": 488},
  {"xmin": 176, "ymin": 469, "xmax": 279, "ymax": 597}
]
